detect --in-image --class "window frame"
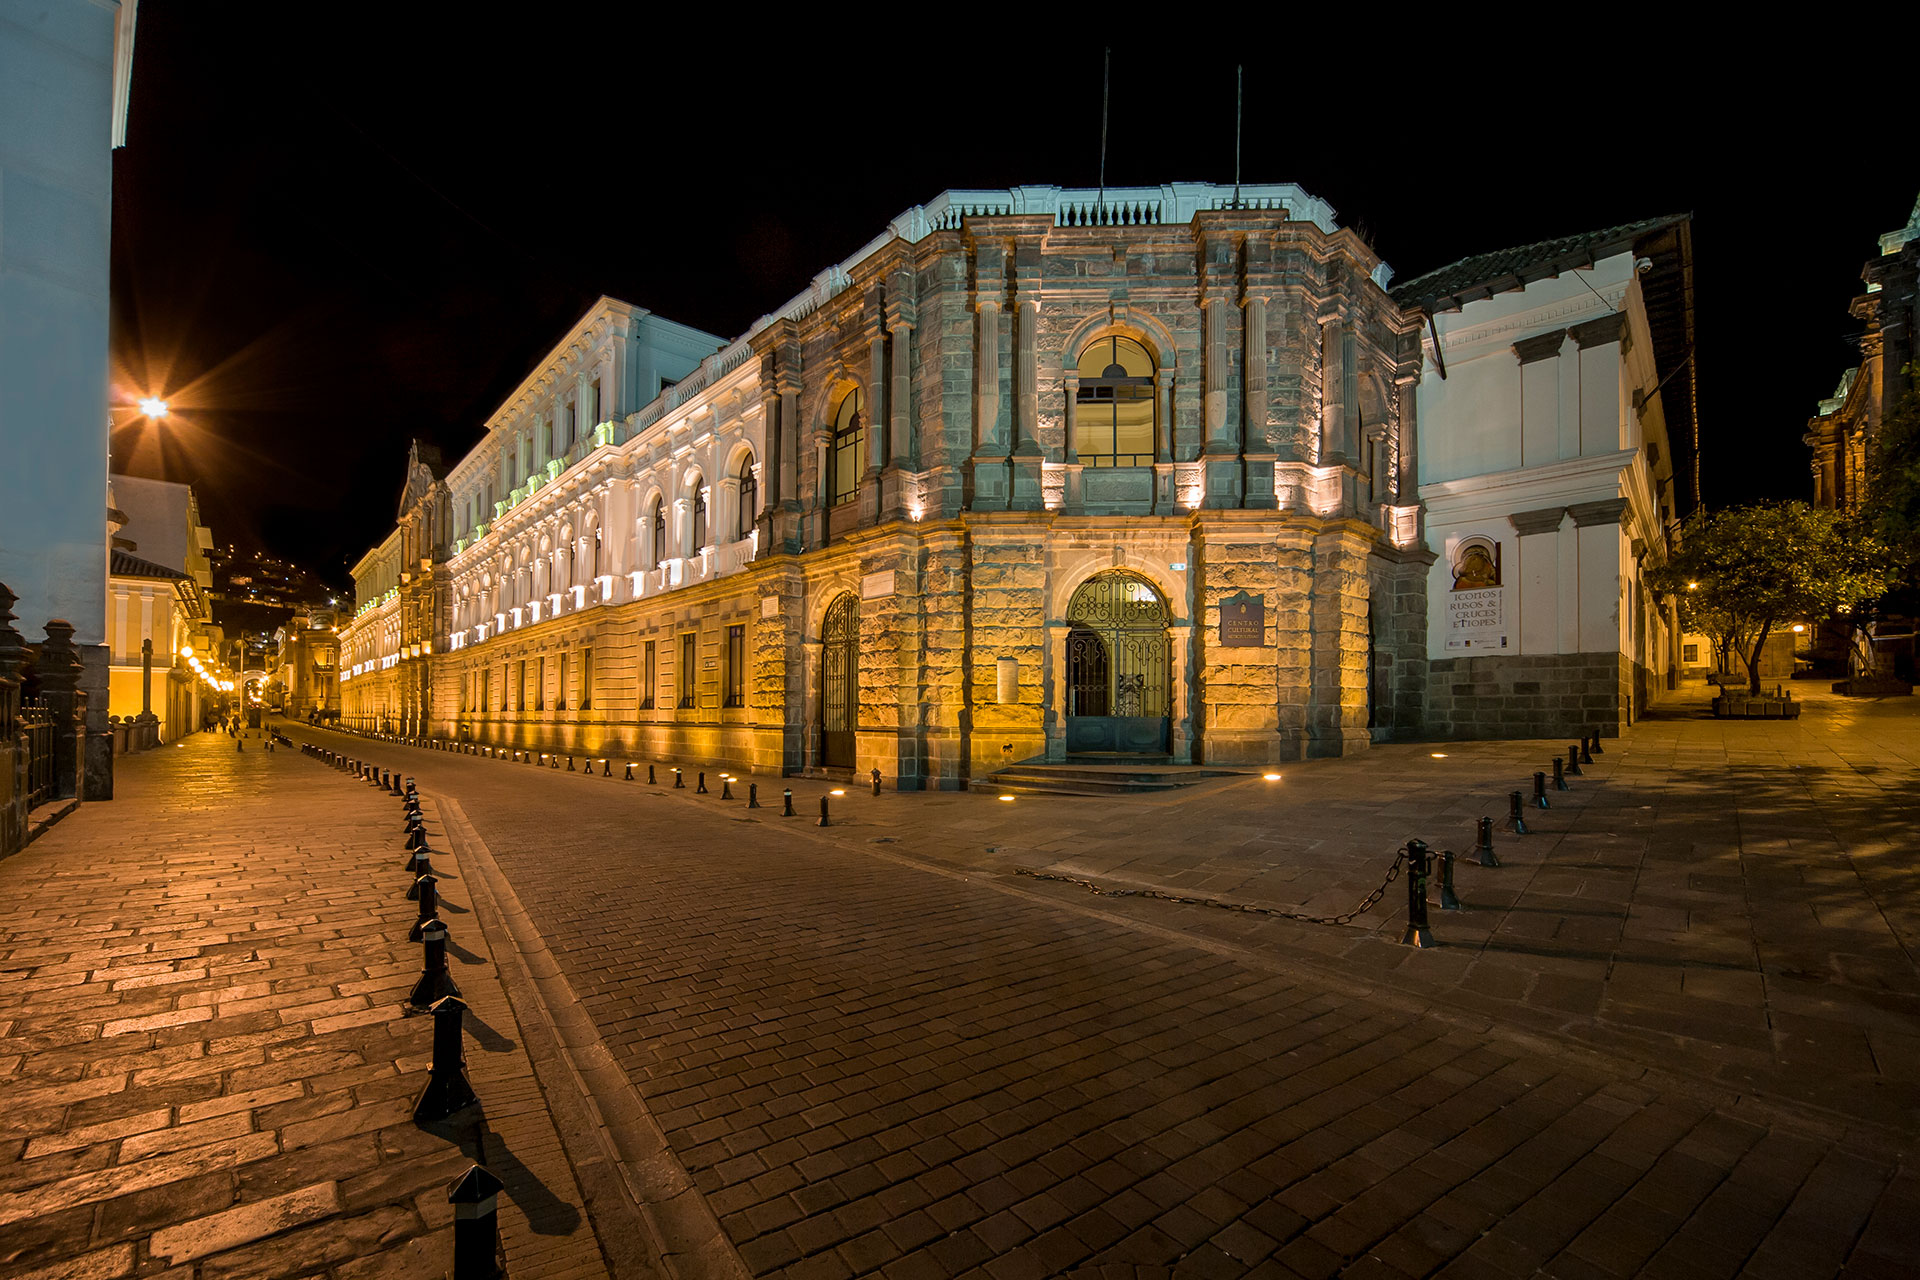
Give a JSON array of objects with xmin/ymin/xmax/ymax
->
[
  {"xmin": 580, "ymin": 647, "xmax": 593, "ymax": 710},
  {"xmin": 1074, "ymin": 334, "xmax": 1157, "ymax": 468},
  {"xmin": 738, "ymin": 456, "xmax": 757, "ymax": 540},
  {"xmin": 641, "ymin": 639, "xmax": 656, "ymax": 710},
  {"xmin": 724, "ymin": 623, "xmax": 745, "ymax": 708},
  {"xmin": 678, "ymin": 632, "xmax": 696, "ymax": 709},
  {"xmin": 829, "ymin": 388, "xmax": 865, "ymax": 508}
]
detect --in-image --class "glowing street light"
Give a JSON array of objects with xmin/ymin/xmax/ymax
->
[{"xmin": 137, "ymin": 396, "xmax": 170, "ymax": 419}]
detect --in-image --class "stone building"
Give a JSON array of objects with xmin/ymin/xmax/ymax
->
[
  {"xmin": 105, "ymin": 475, "xmax": 214, "ymax": 741},
  {"xmin": 1806, "ymin": 194, "xmax": 1919, "ymax": 513},
  {"xmin": 1392, "ymin": 216, "xmax": 1698, "ymax": 736},
  {"xmin": 342, "ymin": 183, "xmax": 1511, "ymax": 784},
  {"xmin": 273, "ymin": 607, "xmax": 340, "ymax": 722}
]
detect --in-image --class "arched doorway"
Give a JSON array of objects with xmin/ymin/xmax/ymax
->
[
  {"xmin": 1064, "ymin": 570, "xmax": 1170, "ymax": 754},
  {"xmin": 819, "ymin": 593, "xmax": 858, "ymax": 769}
]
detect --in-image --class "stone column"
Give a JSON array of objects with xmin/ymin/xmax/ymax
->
[
  {"xmin": 1168, "ymin": 622, "xmax": 1194, "ymax": 764},
  {"xmin": 1152, "ymin": 370, "xmax": 1177, "ymax": 515},
  {"xmin": 888, "ymin": 318, "xmax": 914, "ymax": 464},
  {"xmin": 866, "ymin": 324, "xmax": 887, "ymax": 480},
  {"xmin": 1320, "ymin": 313, "xmax": 1347, "ymax": 465},
  {"xmin": 970, "ymin": 292, "xmax": 1009, "ymax": 511},
  {"xmin": 1045, "ymin": 622, "xmax": 1070, "ymax": 762},
  {"xmin": 1240, "ymin": 291, "xmax": 1276, "ymax": 509},
  {"xmin": 1009, "ymin": 296, "xmax": 1044, "ymax": 510},
  {"xmin": 36, "ymin": 619, "xmax": 86, "ymax": 801},
  {"xmin": 1061, "ymin": 371, "xmax": 1084, "ymax": 514}
]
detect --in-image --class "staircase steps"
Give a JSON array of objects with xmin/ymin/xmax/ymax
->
[{"xmin": 970, "ymin": 763, "xmax": 1247, "ymax": 797}]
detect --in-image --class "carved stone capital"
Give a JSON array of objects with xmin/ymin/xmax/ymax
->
[
  {"xmin": 1508, "ymin": 506, "xmax": 1568, "ymax": 536},
  {"xmin": 1512, "ymin": 330, "xmax": 1567, "ymax": 365}
]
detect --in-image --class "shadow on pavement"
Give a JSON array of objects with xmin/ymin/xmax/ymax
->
[{"xmin": 420, "ymin": 1103, "xmax": 581, "ymax": 1237}]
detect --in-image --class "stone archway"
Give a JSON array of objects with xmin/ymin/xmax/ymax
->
[
  {"xmin": 818, "ymin": 593, "xmax": 858, "ymax": 770},
  {"xmin": 1063, "ymin": 570, "xmax": 1170, "ymax": 755}
]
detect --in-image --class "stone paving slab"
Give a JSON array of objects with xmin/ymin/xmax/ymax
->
[
  {"xmin": 297, "ymin": 694, "xmax": 1920, "ymax": 1280},
  {"xmin": 0, "ymin": 731, "xmax": 608, "ymax": 1279},
  {"xmin": 403, "ymin": 685, "xmax": 1916, "ymax": 1133}
]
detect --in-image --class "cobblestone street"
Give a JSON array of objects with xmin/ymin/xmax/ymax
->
[{"xmin": 3, "ymin": 691, "xmax": 1916, "ymax": 1278}]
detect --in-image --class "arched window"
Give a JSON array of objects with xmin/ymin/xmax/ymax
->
[
  {"xmin": 737, "ymin": 455, "xmax": 757, "ymax": 540},
  {"xmin": 651, "ymin": 499, "xmax": 667, "ymax": 567},
  {"xmin": 1075, "ymin": 335, "xmax": 1156, "ymax": 467},
  {"xmin": 691, "ymin": 484, "xmax": 709, "ymax": 551},
  {"xmin": 829, "ymin": 389, "xmax": 865, "ymax": 507}
]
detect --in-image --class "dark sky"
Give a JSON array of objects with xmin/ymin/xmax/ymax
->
[{"xmin": 107, "ymin": 8, "xmax": 1913, "ymax": 589}]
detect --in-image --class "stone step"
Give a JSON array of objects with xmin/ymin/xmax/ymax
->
[{"xmin": 970, "ymin": 764, "xmax": 1247, "ymax": 797}]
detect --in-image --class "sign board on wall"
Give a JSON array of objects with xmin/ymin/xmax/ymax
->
[
  {"xmin": 1445, "ymin": 587, "xmax": 1508, "ymax": 651},
  {"xmin": 1218, "ymin": 591, "xmax": 1266, "ymax": 647},
  {"xmin": 860, "ymin": 570, "xmax": 895, "ymax": 599}
]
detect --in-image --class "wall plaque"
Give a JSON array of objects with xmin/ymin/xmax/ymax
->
[
  {"xmin": 860, "ymin": 570, "xmax": 895, "ymax": 599},
  {"xmin": 1218, "ymin": 591, "xmax": 1265, "ymax": 647}
]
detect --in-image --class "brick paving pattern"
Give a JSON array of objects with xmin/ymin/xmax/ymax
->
[
  {"xmin": 291, "ymin": 686, "xmax": 1920, "ymax": 1278},
  {"xmin": 0, "ymin": 732, "xmax": 606, "ymax": 1279}
]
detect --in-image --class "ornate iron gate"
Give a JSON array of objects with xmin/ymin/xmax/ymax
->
[
  {"xmin": 820, "ymin": 593, "xmax": 857, "ymax": 769},
  {"xmin": 1064, "ymin": 571, "xmax": 1169, "ymax": 753}
]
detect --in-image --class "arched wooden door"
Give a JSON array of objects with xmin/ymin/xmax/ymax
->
[
  {"xmin": 819, "ymin": 594, "xmax": 858, "ymax": 770},
  {"xmin": 1064, "ymin": 571, "xmax": 1170, "ymax": 754}
]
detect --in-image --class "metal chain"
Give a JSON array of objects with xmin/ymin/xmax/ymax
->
[{"xmin": 1015, "ymin": 847, "xmax": 1408, "ymax": 927}]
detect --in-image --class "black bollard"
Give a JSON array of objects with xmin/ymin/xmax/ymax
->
[
  {"xmin": 406, "ymin": 918, "xmax": 459, "ymax": 1010},
  {"xmin": 408, "ymin": 874, "xmax": 439, "ymax": 940},
  {"xmin": 720, "ymin": 776, "xmax": 733, "ymax": 800},
  {"xmin": 406, "ymin": 865, "xmax": 434, "ymax": 900},
  {"xmin": 871, "ymin": 767, "xmax": 882, "ymax": 796},
  {"xmin": 1534, "ymin": 771, "xmax": 1551, "ymax": 808},
  {"xmin": 412, "ymin": 995, "xmax": 478, "ymax": 1122},
  {"xmin": 551, "ymin": 755, "xmax": 559, "ymax": 770},
  {"xmin": 1553, "ymin": 756, "xmax": 1569, "ymax": 791},
  {"xmin": 748, "ymin": 783, "xmax": 760, "ymax": 809},
  {"xmin": 1566, "ymin": 745, "xmax": 1582, "ymax": 777},
  {"xmin": 602, "ymin": 759, "xmax": 612, "ymax": 777},
  {"xmin": 567, "ymin": 755, "xmax": 575, "ymax": 771},
  {"xmin": 624, "ymin": 762, "xmax": 634, "ymax": 781},
  {"xmin": 407, "ymin": 845, "xmax": 433, "ymax": 877},
  {"xmin": 1438, "ymin": 849, "xmax": 1462, "ymax": 910},
  {"xmin": 236, "ymin": 736, "xmax": 243, "ymax": 752},
  {"xmin": 696, "ymin": 771, "xmax": 708, "ymax": 795},
  {"xmin": 782, "ymin": 788, "xmax": 794, "ymax": 817},
  {"xmin": 1589, "ymin": 727, "xmax": 1604, "ymax": 755},
  {"xmin": 1400, "ymin": 840, "xmax": 1435, "ymax": 947},
  {"xmin": 1579, "ymin": 737, "xmax": 1593, "ymax": 766},
  {"xmin": 1502, "ymin": 790, "xmax": 1530, "ymax": 836},
  {"xmin": 447, "ymin": 1165, "xmax": 504, "ymax": 1279},
  {"xmin": 819, "ymin": 795, "xmax": 830, "ymax": 827},
  {"xmin": 1474, "ymin": 816, "xmax": 1500, "ymax": 867},
  {"xmin": 647, "ymin": 764, "xmax": 656, "ymax": 784},
  {"xmin": 672, "ymin": 768, "xmax": 684, "ymax": 789}
]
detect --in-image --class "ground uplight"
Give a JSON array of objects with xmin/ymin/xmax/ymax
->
[
  {"xmin": 1263, "ymin": 773, "xmax": 1282, "ymax": 781},
  {"xmin": 998, "ymin": 794, "xmax": 1015, "ymax": 801},
  {"xmin": 1431, "ymin": 752, "xmax": 1449, "ymax": 758}
]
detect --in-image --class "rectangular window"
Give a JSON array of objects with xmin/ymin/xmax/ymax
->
[
  {"xmin": 460, "ymin": 671, "xmax": 470, "ymax": 712},
  {"xmin": 564, "ymin": 401, "xmax": 576, "ymax": 450},
  {"xmin": 536, "ymin": 656, "xmax": 546, "ymax": 711},
  {"xmin": 725, "ymin": 625, "xmax": 745, "ymax": 708},
  {"xmin": 679, "ymin": 633, "xmax": 696, "ymax": 708},
  {"xmin": 557, "ymin": 652, "xmax": 568, "ymax": 710},
  {"xmin": 516, "ymin": 659, "xmax": 526, "ymax": 712},
  {"xmin": 580, "ymin": 647, "xmax": 593, "ymax": 709},
  {"xmin": 641, "ymin": 640, "xmax": 656, "ymax": 710},
  {"xmin": 588, "ymin": 378, "xmax": 601, "ymax": 427},
  {"xmin": 1683, "ymin": 643, "xmax": 1699, "ymax": 663}
]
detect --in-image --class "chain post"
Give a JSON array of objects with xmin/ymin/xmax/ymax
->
[{"xmin": 1400, "ymin": 839, "xmax": 1435, "ymax": 947}]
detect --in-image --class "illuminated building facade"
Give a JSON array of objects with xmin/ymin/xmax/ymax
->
[{"xmin": 341, "ymin": 183, "xmax": 1452, "ymax": 785}]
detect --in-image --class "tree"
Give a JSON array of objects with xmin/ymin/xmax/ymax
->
[{"xmin": 1650, "ymin": 502, "xmax": 1897, "ymax": 695}]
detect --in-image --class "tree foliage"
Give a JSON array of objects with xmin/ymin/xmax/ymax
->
[{"xmin": 1649, "ymin": 501, "xmax": 1897, "ymax": 694}]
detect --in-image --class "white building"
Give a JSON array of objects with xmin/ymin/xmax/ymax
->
[{"xmin": 1394, "ymin": 216, "xmax": 1697, "ymax": 736}]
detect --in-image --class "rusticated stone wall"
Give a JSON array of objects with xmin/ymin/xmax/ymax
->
[{"xmin": 1424, "ymin": 651, "xmax": 1633, "ymax": 741}]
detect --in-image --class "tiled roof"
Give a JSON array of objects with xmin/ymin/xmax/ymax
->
[
  {"xmin": 110, "ymin": 549, "xmax": 190, "ymax": 580},
  {"xmin": 1390, "ymin": 215, "xmax": 1689, "ymax": 312}
]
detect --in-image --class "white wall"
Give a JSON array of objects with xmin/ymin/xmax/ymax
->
[
  {"xmin": 0, "ymin": 0, "xmax": 129, "ymax": 642},
  {"xmin": 1416, "ymin": 250, "xmax": 1671, "ymax": 669}
]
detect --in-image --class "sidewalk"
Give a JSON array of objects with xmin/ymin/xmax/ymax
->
[{"xmin": 0, "ymin": 731, "xmax": 606, "ymax": 1279}]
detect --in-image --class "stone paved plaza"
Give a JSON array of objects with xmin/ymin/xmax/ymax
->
[{"xmin": 2, "ymin": 688, "xmax": 1917, "ymax": 1277}]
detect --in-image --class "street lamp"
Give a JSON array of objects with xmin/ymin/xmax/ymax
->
[{"xmin": 137, "ymin": 396, "xmax": 170, "ymax": 419}]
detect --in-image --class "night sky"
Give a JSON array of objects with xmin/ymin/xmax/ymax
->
[{"xmin": 107, "ymin": 8, "xmax": 1912, "ymax": 590}]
